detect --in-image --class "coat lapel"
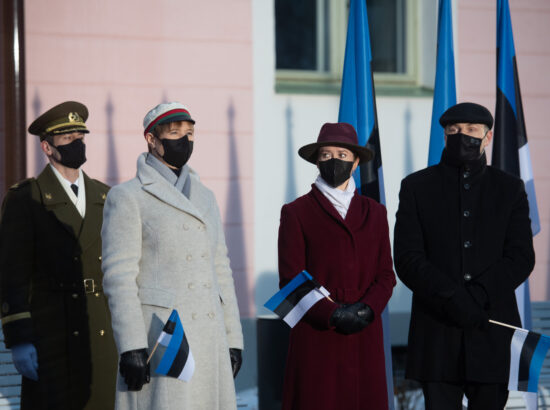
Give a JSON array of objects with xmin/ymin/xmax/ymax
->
[
  {"xmin": 78, "ymin": 173, "xmax": 108, "ymax": 251},
  {"xmin": 138, "ymin": 155, "xmax": 206, "ymax": 223},
  {"xmin": 36, "ymin": 165, "xmax": 83, "ymax": 238}
]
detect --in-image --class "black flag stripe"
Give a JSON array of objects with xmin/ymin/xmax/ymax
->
[
  {"xmin": 273, "ymin": 280, "xmax": 317, "ymax": 318},
  {"xmin": 518, "ymin": 331, "xmax": 541, "ymax": 391},
  {"xmin": 166, "ymin": 334, "xmax": 191, "ymax": 378}
]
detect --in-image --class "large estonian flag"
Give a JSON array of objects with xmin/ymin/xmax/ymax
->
[
  {"xmin": 493, "ymin": 0, "xmax": 540, "ymax": 333},
  {"xmin": 264, "ymin": 270, "xmax": 330, "ymax": 328},
  {"xmin": 155, "ymin": 309, "xmax": 195, "ymax": 382},
  {"xmin": 509, "ymin": 329, "xmax": 550, "ymax": 393},
  {"xmin": 427, "ymin": 0, "xmax": 457, "ymax": 166},
  {"xmin": 337, "ymin": 1, "xmax": 394, "ymax": 407}
]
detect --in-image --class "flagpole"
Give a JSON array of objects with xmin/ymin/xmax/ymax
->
[
  {"xmin": 489, "ymin": 319, "xmax": 528, "ymax": 332},
  {"xmin": 147, "ymin": 341, "xmax": 160, "ymax": 364}
]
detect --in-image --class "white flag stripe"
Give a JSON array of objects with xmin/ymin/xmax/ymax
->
[
  {"xmin": 509, "ymin": 329, "xmax": 529, "ymax": 391},
  {"xmin": 177, "ymin": 350, "xmax": 195, "ymax": 382},
  {"xmin": 519, "ymin": 144, "xmax": 534, "ymax": 182},
  {"xmin": 157, "ymin": 331, "xmax": 172, "ymax": 347},
  {"xmin": 516, "ymin": 283, "xmax": 526, "ymax": 328},
  {"xmin": 283, "ymin": 288, "xmax": 326, "ymax": 328},
  {"xmin": 317, "ymin": 286, "xmax": 330, "ymax": 298}
]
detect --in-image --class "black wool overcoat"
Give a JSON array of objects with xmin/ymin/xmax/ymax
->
[{"xmin": 393, "ymin": 150, "xmax": 535, "ymax": 383}]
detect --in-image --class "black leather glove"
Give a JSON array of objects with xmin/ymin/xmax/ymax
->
[
  {"xmin": 357, "ymin": 304, "xmax": 375, "ymax": 324},
  {"xmin": 119, "ymin": 349, "xmax": 150, "ymax": 391},
  {"xmin": 443, "ymin": 287, "xmax": 488, "ymax": 329},
  {"xmin": 229, "ymin": 348, "xmax": 242, "ymax": 378},
  {"xmin": 330, "ymin": 302, "xmax": 370, "ymax": 335}
]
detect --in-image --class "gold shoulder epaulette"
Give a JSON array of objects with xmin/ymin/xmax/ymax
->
[{"xmin": 9, "ymin": 178, "xmax": 34, "ymax": 191}]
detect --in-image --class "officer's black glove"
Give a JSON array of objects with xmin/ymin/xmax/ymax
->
[
  {"xmin": 330, "ymin": 302, "xmax": 370, "ymax": 335},
  {"xmin": 443, "ymin": 287, "xmax": 488, "ymax": 329},
  {"xmin": 119, "ymin": 349, "xmax": 150, "ymax": 391},
  {"xmin": 229, "ymin": 348, "xmax": 242, "ymax": 378}
]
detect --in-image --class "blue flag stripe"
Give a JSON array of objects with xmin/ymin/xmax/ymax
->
[
  {"xmin": 497, "ymin": 0, "xmax": 517, "ymax": 116},
  {"xmin": 428, "ymin": 0, "xmax": 457, "ymax": 166},
  {"xmin": 527, "ymin": 335, "xmax": 550, "ymax": 392},
  {"xmin": 264, "ymin": 270, "xmax": 311, "ymax": 311},
  {"xmin": 156, "ymin": 311, "xmax": 185, "ymax": 375}
]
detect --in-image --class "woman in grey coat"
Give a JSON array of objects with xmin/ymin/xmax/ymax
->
[{"xmin": 101, "ymin": 102, "xmax": 244, "ymax": 410}]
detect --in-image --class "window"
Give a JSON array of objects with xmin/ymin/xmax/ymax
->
[{"xmin": 275, "ymin": 0, "xmax": 432, "ymax": 95}]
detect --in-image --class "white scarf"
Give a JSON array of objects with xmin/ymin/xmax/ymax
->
[{"xmin": 314, "ymin": 175, "xmax": 356, "ymax": 219}]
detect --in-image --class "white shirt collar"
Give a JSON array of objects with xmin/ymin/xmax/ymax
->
[{"xmin": 49, "ymin": 164, "xmax": 86, "ymax": 217}]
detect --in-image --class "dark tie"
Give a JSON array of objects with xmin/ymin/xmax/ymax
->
[{"xmin": 70, "ymin": 184, "xmax": 78, "ymax": 196}]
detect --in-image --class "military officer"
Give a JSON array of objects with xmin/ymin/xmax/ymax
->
[{"xmin": 0, "ymin": 101, "xmax": 118, "ymax": 409}]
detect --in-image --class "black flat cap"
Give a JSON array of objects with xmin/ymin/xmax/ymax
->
[
  {"xmin": 28, "ymin": 101, "xmax": 89, "ymax": 140},
  {"xmin": 439, "ymin": 102, "xmax": 494, "ymax": 129}
]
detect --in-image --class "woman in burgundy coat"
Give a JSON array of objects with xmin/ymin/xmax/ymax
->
[{"xmin": 278, "ymin": 123, "xmax": 396, "ymax": 410}]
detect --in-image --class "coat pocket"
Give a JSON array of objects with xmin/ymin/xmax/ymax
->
[{"xmin": 138, "ymin": 287, "xmax": 176, "ymax": 309}]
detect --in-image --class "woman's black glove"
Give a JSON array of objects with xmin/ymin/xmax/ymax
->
[
  {"xmin": 119, "ymin": 348, "xmax": 150, "ymax": 391},
  {"xmin": 229, "ymin": 348, "xmax": 242, "ymax": 378},
  {"xmin": 330, "ymin": 302, "xmax": 371, "ymax": 335}
]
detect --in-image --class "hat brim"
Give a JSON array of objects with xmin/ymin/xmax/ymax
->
[
  {"xmin": 298, "ymin": 141, "xmax": 374, "ymax": 164},
  {"xmin": 157, "ymin": 114, "xmax": 195, "ymax": 125}
]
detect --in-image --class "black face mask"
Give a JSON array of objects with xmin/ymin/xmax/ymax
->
[
  {"xmin": 318, "ymin": 158, "xmax": 354, "ymax": 188},
  {"xmin": 51, "ymin": 139, "xmax": 87, "ymax": 169},
  {"xmin": 159, "ymin": 135, "xmax": 193, "ymax": 168},
  {"xmin": 446, "ymin": 133, "xmax": 484, "ymax": 162}
]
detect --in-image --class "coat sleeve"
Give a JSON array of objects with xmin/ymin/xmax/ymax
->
[
  {"xmin": 101, "ymin": 185, "xmax": 148, "ymax": 354},
  {"xmin": 393, "ymin": 179, "xmax": 457, "ymax": 303},
  {"xmin": 278, "ymin": 204, "xmax": 337, "ymax": 329},
  {"xmin": 361, "ymin": 206, "xmax": 396, "ymax": 317},
  {"xmin": 0, "ymin": 187, "xmax": 35, "ymax": 348},
  {"xmin": 473, "ymin": 179, "xmax": 535, "ymax": 302},
  {"xmin": 212, "ymin": 198, "xmax": 244, "ymax": 350}
]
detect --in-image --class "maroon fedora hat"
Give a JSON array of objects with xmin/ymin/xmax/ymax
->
[{"xmin": 298, "ymin": 122, "xmax": 374, "ymax": 164}]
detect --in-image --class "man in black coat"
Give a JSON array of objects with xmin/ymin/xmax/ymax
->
[
  {"xmin": 394, "ymin": 102, "xmax": 535, "ymax": 410},
  {"xmin": 0, "ymin": 101, "xmax": 117, "ymax": 409}
]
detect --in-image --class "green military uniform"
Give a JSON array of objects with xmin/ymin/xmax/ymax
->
[{"xmin": 0, "ymin": 101, "xmax": 117, "ymax": 409}]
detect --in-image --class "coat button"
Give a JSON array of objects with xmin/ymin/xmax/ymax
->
[
  {"xmin": 463, "ymin": 171, "xmax": 470, "ymax": 178},
  {"xmin": 98, "ymin": 256, "xmax": 102, "ymax": 261},
  {"xmin": 73, "ymin": 331, "xmax": 79, "ymax": 336},
  {"xmin": 463, "ymin": 210, "xmax": 470, "ymax": 217},
  {"xmin": 464, "ymin": 273, "xmax": 472, "ymax": 281},
  {"xmin": 208, "ymin": 312, "xmax": 215, "ymax": 318},
  {"xmin": 186, "ymin": 254, "xmax": 192, "ymax": 261},
  {"xmin": 464, "ymin": 240, "xmax": 472, "ymax": 248},
  {"xmin": 99, "ymin": 330, "xmax": 105, "ymax": 336},
  {"xmin": 192, "ymin": 313, "xmax": 197, "ymax": 320},
  {"xmin": 188, "ymin": 283, "xmax": 195, "ymax": 290},
  {"xmin": 72, "ymin": 293, "xmax": 78, "ymax": 299},
  {"xmin": 464, "ymin": 183, "xmax": 471, "ymax": 190},
  {"xmin": 94, "ymin": 292, "xmax": 100, "ymax": 297},
  {"xmin": 73, "ymin": 256, "xmax": 79, "ymax": 262},
  {"xmin": 201, "ymin": 253, "xmax": 207, "ymax": 259}
]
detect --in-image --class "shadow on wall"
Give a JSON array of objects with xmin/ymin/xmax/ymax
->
[
  {"xmin": 225, "ymin": 99, "xmax": 251, "ymax": 317},
  {"xmin": 285, "ymin": 101, "xmax": 296, "ymax": 204},
  {"xmin": 32, "ymin": 90, "xmax": 46, "ymax": 173},
  {"xmin": 403, "ymin": 103, "xmax": 414, "ymax": 176},
  {"xmin": 105, "ymin": 94, "xmax": 119, "ymax": 186},
  {"xmin": 256, "ymin": 271, "xmax": 280, "ymax": 317}
]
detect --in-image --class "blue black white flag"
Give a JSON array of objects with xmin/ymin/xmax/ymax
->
[
  {"xmin": 155, "ymin": 309, "xmax": 195, "ymax": 382},
  {"xmin": 338, "ymin": 1, "xmax": 394, "ymax": 407},
  {"xmin": 428, "ymin": 0, "xmax": 456, "ymax": 166},
  {"xmin": 508, "ymin": 329, "xmax": 550, "ymax": 393},
  {"xmin": 264, "ymin": 270, "xmax": 330, "ymax": 328}
]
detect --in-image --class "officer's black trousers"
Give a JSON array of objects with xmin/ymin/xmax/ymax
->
[{"xmin": 421, "ymin": 381, "xmax": 509, "ymax": 410}]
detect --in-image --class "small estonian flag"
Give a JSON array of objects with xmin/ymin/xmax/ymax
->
[
  {"xmin": 508, "ymin": 328, "xmax": 550, "ymax": 392},
  {"xmin": 155, "ymin": 309, "xmax": 195, "ymax": 382},
  {"xmin": 264, "ymin": 270, "xmax": 330, "ymax": 328}
]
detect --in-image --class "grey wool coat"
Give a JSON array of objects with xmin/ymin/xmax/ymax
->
[{"xmin": 101, "ymin": 153, "xmax": 243, "ymax": 410}]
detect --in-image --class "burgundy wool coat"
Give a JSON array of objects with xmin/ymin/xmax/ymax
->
[{"xmin": 278, "ymin": 185, "xmax": 396, "ymax": 410}]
